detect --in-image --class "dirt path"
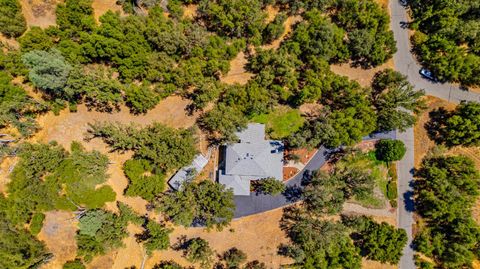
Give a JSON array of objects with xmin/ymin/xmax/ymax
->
[{"xmin": 220, "ymin": 52, "xmax": 254, "ymax": 85}]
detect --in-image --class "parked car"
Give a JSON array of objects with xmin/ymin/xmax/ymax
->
[{"xmin": 419, "ymin": 68, "xmax": 437, "ymax": 81}]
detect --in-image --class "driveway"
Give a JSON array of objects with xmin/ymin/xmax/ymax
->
[{"xmin": 233, "ymin": 131, "xmax": 395, "ymax": 218}]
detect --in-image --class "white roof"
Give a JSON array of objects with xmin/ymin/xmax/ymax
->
[{"xmin": 169, "ymin": 154, "xmax": 209, "ymax": 190}]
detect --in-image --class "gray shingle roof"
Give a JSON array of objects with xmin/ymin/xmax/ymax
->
[
  {"xmin": 169, "ymin": 154, "xmax": 209, "ymax": 190},
  {"xmin": 219, "ymin": 124, "xmax": 284, "ymax": 196}
]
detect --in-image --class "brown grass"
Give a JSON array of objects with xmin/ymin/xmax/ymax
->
[
  {"xmin": 19, "ymin": 0, "xmax": 61, "ymax": 29},
  {"xmin": 183, "ymin": 4, "xmax": 198, "ymax": 20},
  {"xmin": 38, "ymin": 211, "xmax": 78, "ymax": 269},
  {"xmin": 220, "ymin": 52, "xmax": 254, "ymax": 85},
  {"xmin": 413, "ymin": 96, "xmax": 457, "ymax": 167},
  {"xmin": 330, "ymin": 59, "xmax": 395, "ymax": 88},
  {"xmin": 262, "ymin": 15, "xmax": 302, "ymax": 50},
  {"xmin": 92, "ymin": 0, "xmax": 124, "ymax": 22},
  {"xmin": 362, "ymin": 259, "xmax": 397, "ymax": 269}
]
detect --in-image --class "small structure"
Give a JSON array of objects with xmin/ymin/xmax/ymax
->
[
  {"xmin": 168, "ymin": 154, "xmax": 209, "ymax": 190},
  {"xmin": 218, "ymin": 124, "xmax": 284, "ymax": 196}
]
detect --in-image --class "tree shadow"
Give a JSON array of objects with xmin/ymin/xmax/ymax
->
[
  {"xmin": 403, "ymin": 190, "xmax": 415, "ymax": 212},
  {"xmin": 425, "ymin": 107, "xmax": 449, "ymax": 145},
  {"xmin": 283, "ymin": 185, "xmax": 303, "ymax": 202}
]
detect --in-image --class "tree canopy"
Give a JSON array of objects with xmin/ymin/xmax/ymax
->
[{"xmin": 0, "ymin": 0, "xmax": 26, "ymax": 38}]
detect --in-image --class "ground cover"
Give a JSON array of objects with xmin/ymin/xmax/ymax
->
[{"xmin": 252, "ymin": 106, "xmax": 305, "ymax": 139}]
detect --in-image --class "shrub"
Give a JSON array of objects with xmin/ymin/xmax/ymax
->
[
  {"xmin": 30, "ymin": 213, "xmax": 46, "ymax": 235},
  {"xmin": 63, "ymin": 259, "xmax": 86, "ymax": 269},
  {"xmin": 183, "ymin": 237, "xmax": 214, "ymax": 268},
  {"xmin": 253, "ymin": 178, "xmax": 286, "ymax": 195},
  {"xmin": 0, "ymin": 0, "xmax": 26, "ymax": 38},
  {"xmin": 222, "ymin": 247, "xmax": 247, "ymax": 268},
  {"xmin": 375, "ymin": 139, "xmax": 406, "ymax": 162},
  {"xmin": 124, "ymin": 159, "xmax": 166, "ymax": 201}
]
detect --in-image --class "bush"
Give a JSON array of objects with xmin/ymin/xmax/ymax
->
[
  {"xmin": 63, "ymin": 259, "xmax": 86, "ymax": 269},
  {"xmin": 222, "ymin": 247, "xmax": 247, "ymax": 268},
  {"xmin": 253, "ymin": 178, "xmax": 286, "ymax": 195},
  {"xmin": 183, "ymin": 237, "xmax": 214, "ymax": 268},
  {"xmin": 375, "ymin": 139, "xmax": 406, "ymax": 162},
  {"xmin": 124, "ymin": 159, "xmax": 166, "ymax": 201},
  {"xmin": 0, "ymin": 0, "xmax": 26, "ymax": 38},
  {"xmin": 124, "ymin": 84, "xmax": 160, "ymax": 114},
  {"xmin": 30, "ymin": 213, "xmax": 46, "ymax": 235}
]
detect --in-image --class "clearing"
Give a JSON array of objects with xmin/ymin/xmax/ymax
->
[{"xmin": 19, "ymin": 0, "xmax": 61, "ymax": 29}]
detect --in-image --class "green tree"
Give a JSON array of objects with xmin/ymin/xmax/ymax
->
[
  {"xmin": 22, "ymin": 49, "xmax": 73, "ymax": 97},
  {"xmin": 428, "ymin": 102, "xmax": 480, "ymax": 147},
  {"xmin": 302, "ymin": 170, "xmax": 346, "ymax": 216},
  {"xmin": 0, "ymin": 0, "xmax": 26, "ymax": 38},
  {"xmin": 0, "ymin": 71, "xmax": 48, "ymax": 136},
  {"xmin": 182, "ymin": 237, "xmax": 214, "ymax": 268},
  {"xmin": 222, "ymin": 247, "xmax": 247, "ymax": 268},
  {"xmin": 375, "ymin": 139, "xmax": 406, "ymax": 162},
  {"xmin": 253, "ymin": 178, "xmax": 286, "ymax": 195},
  {"xmin": 19, "ymin": 27, "xmax": 54, "ymax": 52},
  {"xmin": 123, "ymin": 159, "xmax": 166, "ymax": 202},
  {"xmin": 0, "ymin": 203, "xmax": 51, "ymax": 269},
  {"xmin": 343, "ymin": 216, "xmax": 407, "ymax": 264},
  {"xmin": 414, "ymin": 154, "xmax": 480, "ymax": 268},
  {"xmin": 153, "ymin": 261, "xmax": 186, "ymax": 269},
  {"xmin": 89, "ymin": 122, "xmax": 197, "ymax": 172},
  {"xmin": 197, "ymin": 0, "xmax": 267, "ymax": 44},
  {"xmin": 125, "ymin": 84, "xmax": 160, "ymax": 114},
  {"xmin": 136, "ymin": 221, "xmax": 172, "ymax": 255},
  {"xmin": 157, "ymin": 180, "xmax": 235, "ymax": 229},
  {"xmin": 198, "ymin": 104, "xmax": 248, "ymax": 143},
  {"xmin": 372, "ymin": 69, "xmax": 425, "ymax": 132},
  {"xmin": 263, "ymin": 12, "xmax": 287, "ymax": 44}
]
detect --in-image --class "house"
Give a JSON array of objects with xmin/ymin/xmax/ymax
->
[
  {"xmin": 168, "ymin": 154, "xmax": 209, "ymax": 190},
  {"xmin": 218, "ymin": 123, "xmax": 284, "ymax": 196}
]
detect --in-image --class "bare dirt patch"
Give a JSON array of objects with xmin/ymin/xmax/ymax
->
[
  {"xmin": 330, "ymin": 59, "xmax": 395, "ymax": 88},
  {"xmin": 220, "ymin": 52, "xmax": 254, "ymax": 85},
  {"xmin": 92, "ymin": 0, "xmax": 124, "ymax": 22},
  {"xmin": 20, "ymin": 0, "xmax": 61, "ymax": 29},
  {"xmin": 265, "ymin": 5, "xmax": 279, "ymax": 24},
  {"xmin": 0, "ymin": 157, "xmax": 17, "ymax": 195},
  {"xmin": 38, "ymin": 211, "xmax": 78, "ymax": 269},
  {"xmin": 183, "ymin": 4, "xmax": 198, "ymax": 19},
  {"xmin": 283, "ymin": 167, "xmax": 299, "ymax": 180}
]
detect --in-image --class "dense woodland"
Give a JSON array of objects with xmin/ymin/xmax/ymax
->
[
  {"xmin": 1, "ymin": 0, "xmax": 479, "ymax": 268},
  {"xmin": 410, "ymin": 0, "xmax": 480, "ymax": 86}
]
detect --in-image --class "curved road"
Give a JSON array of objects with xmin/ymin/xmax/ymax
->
[
  {"xmin": 389, "ymin": 1, "xmax": 480, "ymax": 269},
  {"xmin": 234, "ymin": 131, "xmax": 395, "ymax": 218}
]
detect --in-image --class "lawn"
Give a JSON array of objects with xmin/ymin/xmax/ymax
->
[{"xmin": 252, "ymin": 107, "xmax": 305, "ymax": 139}]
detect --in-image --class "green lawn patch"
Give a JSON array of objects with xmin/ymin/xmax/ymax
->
[{"xmin": 252, "ymin": 107, "xmax": 305, "ymax": 139}]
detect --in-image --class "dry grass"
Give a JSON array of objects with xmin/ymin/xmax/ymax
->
[
  {"xmin": 330, "ymin": 59, "xmax": 395, "ymax": 88},
  {"xmin": 220, "ymin": 52, "xmax": 254, "ymax": 85},
  {"xmin": 362, "ymin": 259, "xmax": 397, "ymax": 269},
  {"xmin": 262, "ymin": 15, "xmax": 302, "ymax": 50},
  {"xmin": 19, "ymin": 0, "xmax": 61, "ymax": 29},
  {"xmin": 183, "ymin": 4, "xmax": 198, "ymax": 20},
  {"xmin": 38, "ymin": 211, "xmax": 78, "ymax": 269},
  {"xmin": 92, "ymin": 0, "xmax": 124, "ymax": 22},
  {"xmin": 413, "ymin": 96, "xmax": 457, "ymax": 167}
]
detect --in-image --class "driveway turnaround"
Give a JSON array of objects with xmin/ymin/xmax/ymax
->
[{"xmin": 233, "ymin": 131, "xmax": 395, "ymax": 218}]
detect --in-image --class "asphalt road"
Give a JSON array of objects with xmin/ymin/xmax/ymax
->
[{"xmin": 389, "ymin": 1, "xmax": 480, "ymax": 269}]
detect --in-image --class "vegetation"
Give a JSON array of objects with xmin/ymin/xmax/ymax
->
[
  {"xmin": 136, "ymin": 220, "xmax": 172, "ymax": 255},
  {"xmin": 156, "ymin": 180, "xmax": 235, "ymax": 229},
  {"xmin": 343, "ymin": 215, "xmax": 407, "ymax": 264},
  {"xmin": 63, "ymin": 259, "xmax": 86, "ymax": 269},
  {"xmin": 253, "ymin": 177, "xmax": 286, "ymax": 195},
  {"xmin": 427, "ymin": 101, "xmax": 480, "ymax": 147},
  {"xmin": 29, "ymin": 212, "xmax": 45, "ymax": 235},
  {"xmin": 222, "ymin": 247, "xmax": 247, "ymax": 268},
  {"xmin": 0, "ymin": 0, "xmax": 26, "ymax": 38},
  {"xmin": 0, "ymin": 198, "xmax": 51, "ymax": 269},
  {"xmin": 414, "ymin": 154, "xmax": 480, "ymax": 268},
  {"xmin": 181, "ymin": 237, "xmax": 214, "ymax": 268},
  {"xmin": 76, "ymin": 202, "xmax": 146, "ymax": 262},
  {"xmin": 375, "ymin": 139, "xmax": 406, "ymax": 162},
  {"xmin": 4, "ymin": 142, "xmax": 115, "ymax": 225},
  {"xmin": 410, "ymin": 0, "xmax": 480, "ymax": 85},
  {"xmin": 252, "ymin": 108, "xmax": 304, "ymax": 139},
  {"xmin": 0, "ymin": 71, "xmax": 48, "ymax": 136},
  {"xmin": 89, "ymin": 122, "xmax": 197, "ymax": 173},
  {"xmin": 123, "ymin": 159, "xmax": 166, "ymax": 202},
  {"xmin": 371, "ymin": 69, "xmax": 425, "ymax": 132},
  {"xmin": 153, "ymin": 261, "xmax": 186, "ymax": 269}
]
